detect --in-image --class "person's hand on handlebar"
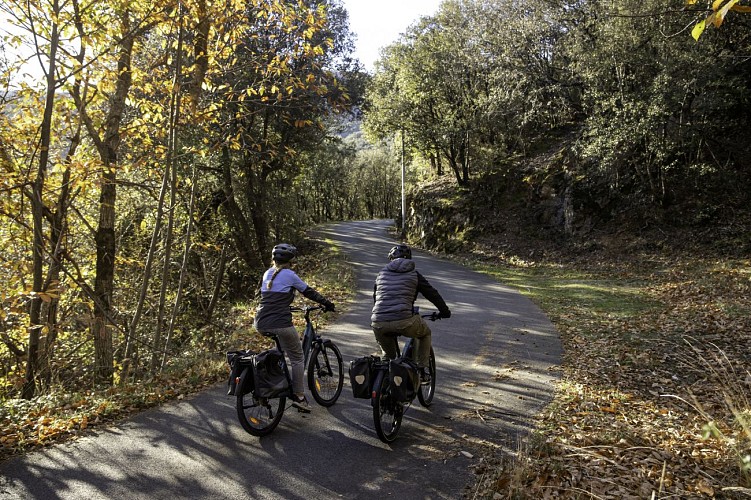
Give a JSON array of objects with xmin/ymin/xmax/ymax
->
[{"xmin": 324, "ymin": 302, "xmax": 336, "ymax": 312}]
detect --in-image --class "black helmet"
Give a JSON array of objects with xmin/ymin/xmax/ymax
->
[
  {"xmin": 388, "ymin": 244, "xmax": 412, "ymax": 260},
  {"xmin": 272, "ymin": 243, "xmax": 297, "ymax": 263}
]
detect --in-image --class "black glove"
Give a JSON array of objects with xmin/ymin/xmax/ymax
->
[
  {"xmin": 439, "ymin": 309, "xmax": 451, "ymax": 319},
  {"xmin": 324, "ymin": 302, "xmax": 336, "ymax": 312}
]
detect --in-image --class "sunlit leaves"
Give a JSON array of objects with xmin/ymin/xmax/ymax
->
[
  {"xmin": 692, "ymin": 19, "xmax": 708, "ymax": 39},
  {"xmin": 1, "ymin": 0, "xmax": 357, "ymax": 398},
  {"xmin": 690, "ymin": 0, "xmax": 750, "ymax": 40}
]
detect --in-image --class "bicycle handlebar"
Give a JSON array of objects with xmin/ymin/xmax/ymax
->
[
  {"xmin": 290, "ymin": 305, "xmax": 328, "ymax": 317},
  {"xmin": 421, "ymin": 311, "xmax": 442, "ymax": 321}
]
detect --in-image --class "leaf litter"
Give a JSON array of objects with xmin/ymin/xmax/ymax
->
[{"xmin": 465, "ymin": 253, "xmax": 751, "ymax": 499}]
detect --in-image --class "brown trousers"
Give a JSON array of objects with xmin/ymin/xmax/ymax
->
[{"xmin": 371, "ymin": 314, "xmax": 432, "ymax": 366}]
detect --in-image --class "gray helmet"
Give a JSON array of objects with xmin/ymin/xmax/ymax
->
[
  {"xmin": 388, "ymin": 244, "xmax": 412, "ymax": 260},
  {"xmin": 272, "ymin": 243, "xmax": 297, "ymax": 263}
]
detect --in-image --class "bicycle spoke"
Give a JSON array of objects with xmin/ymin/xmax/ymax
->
[
  {"xmin": 308, "ymin": 343, "xmax": 344, "ymax": 407},
  {"xmin": 417, "ymin": 347, "xmax": 436, "ymax": 407},
  {"xmin": 237, "ymin": 391, "xmax": 285, "ymax": 436},
  {"xmin": 373, "ymin": 372, "xmax": 402, "ymax": 443}
]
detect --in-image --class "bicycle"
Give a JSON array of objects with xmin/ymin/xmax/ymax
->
[
  {"xmin": 370, "ymin": 311, "xmax": 440, "ymax": 443},
  {"xmin": 229, "ymin": 305, "xmax": 344, "ymax": 436}
]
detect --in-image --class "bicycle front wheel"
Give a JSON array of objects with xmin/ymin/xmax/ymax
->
[
  {"xmin": 417, "ymin": 347, "xmax": 436, "ymax": 407},
  {"xmin": 236, "ymin": 368, "xmax": 285, "ymax": 436},
  {"xmin": 307, "ymin": 342, "xmax": 344, "ymax": 407},
  {"xmin": 372, "ymin": 371, "xmax": 402, "ymax": 443}
]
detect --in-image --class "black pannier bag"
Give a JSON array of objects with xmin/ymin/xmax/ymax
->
[
  {"xmin": 389, "ymin": 357, "xmax": 420, "ymax": 402},
  {"xmin": 253, "ymin": 349, "xmax": 290, "ymax": 398},
  {"xmin": 349, "ymin": 355, "xmax": 376, "ymax": 398},
  {"xmin": 226, "ymin": 350, "xmax": 255, "ymax": 396}
]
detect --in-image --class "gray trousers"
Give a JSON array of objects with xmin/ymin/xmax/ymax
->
[
  {"xmin": 371, "ymin": 314, "xmax": 432, "ymax": 367},
  {"xmin": 262, "ymin": 326, "xmax": 305, "ymax": 395}
]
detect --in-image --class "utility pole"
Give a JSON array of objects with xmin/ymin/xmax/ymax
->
[{"xmin": 401, "ymin": 128, "xmax": 406, "ymax": 236}]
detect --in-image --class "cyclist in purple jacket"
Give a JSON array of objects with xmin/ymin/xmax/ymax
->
[
  {"xmin": 371, "ymin": 244, "xmax": 451, "ymax": 382},
  {"xmin": 254, "ymin": 243, "xmax": 335, "ymax": 412}
]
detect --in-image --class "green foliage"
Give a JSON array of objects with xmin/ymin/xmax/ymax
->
[
  {"xmin": 563, "ymin": 0, "xmax": 751, "ymax": 213},
  {"xmin": 364, "ymin": 0, "xmax": 580, "ymax": 185},
  {"xmin": 364, "ymin": 0, "xmax": 751, "ymax": 230},
  {"xmin": 343, "ymin": 139, "xmax": 401, "ymax": 219}
]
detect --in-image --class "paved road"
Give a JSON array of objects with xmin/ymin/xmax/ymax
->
[{"xmin": 0, "ymin": 219, "xmax": 561, "ymax": 499}]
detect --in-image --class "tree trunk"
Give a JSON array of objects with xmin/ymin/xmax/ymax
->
[
  {"xmin": 40, "ymin": 152, "xmax": 75, "ymax": 388},
  {"xmin": 41, "ymin": 30, "xmax": 86, "ymax": 387},
  {"xmin": 92, "ymin": 25, "xmax": 135, "ymax": 386},
  {"xmin": 153, "ymin": 12, "xmax": 185, "ymax": 374},
  {"xmin": 446, "ymin": 145, "xmax": 464, "ymax": 186},
  {"xmin": 249, "ymin": 167, "xmax": 271, "ymax": 267},
  {"xmin": 93, "ymin": 169, "xmax": 117, "ymax": 386},
  {"xmin": 463, "ymin": 130, "xmax": 470, "ymax": 183},
  {"xmin": 162, "ymin": 161, "xmax": 197, "ymax": 372},
  {"xmin": 430, "ymin": 145, "xmax": 443, "ymax": 176},
  {"xmin": 220, "ymin": 147, "xmax": 262, "ymax": 270},
  {"xmin": 122, "ymin": 145, "xmax": 169, "ymax": 381},
  {"xmin": 24, "ymin": 5, "xmax": 60, "ymax": 399},
  {"xmin": 186, "ymin": 0, "xmax": 209, "ymax": 114},
  {"xmin": 205, "ymin": 245, "xmax": 226, "ymax": 322}
]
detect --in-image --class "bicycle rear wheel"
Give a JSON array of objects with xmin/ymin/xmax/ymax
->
[
  {"xmin": 307, "ymin": 342, "xmax": 344, "ymax": 407},
  {"xmin": 236, "ymin": 367, "xmax": 285, "ymax": 436},
  {"xmin": 417, "ymin": 347, "xmax": 436, "ymax": 407},
  {"xmin": 372, "ymin": 371, "xmax": 402, "ymax": 443}
]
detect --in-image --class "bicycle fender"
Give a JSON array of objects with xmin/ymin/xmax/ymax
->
[
  {"xmin": 370, "ymin": 370, "xmax": 385, "ymax": 408},
  {"xmin": 320, "ymin": 338, "xmax": 334, "ymax": 348},
  {"xmin": 237, "ymin": 366, "xmax": 253, "ymax": 396}
]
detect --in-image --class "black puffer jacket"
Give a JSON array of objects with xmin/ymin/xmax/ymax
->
[{"xmin": 371, "ymin": 258, "xmax": 450, "ymax": 323}]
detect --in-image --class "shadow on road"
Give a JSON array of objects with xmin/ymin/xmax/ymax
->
[{"xmin": 0, "ymin": 219, "xmax": 561, "ymax": 500}]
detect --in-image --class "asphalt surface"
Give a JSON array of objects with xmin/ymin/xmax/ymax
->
[{"xmin": 0, "ymin": 219, "xmax": 561, "ymax": 499}]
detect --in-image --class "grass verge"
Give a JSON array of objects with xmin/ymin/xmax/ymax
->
[{"xmin": 461, "ymin": 254, "xmax": 751, "ymax": 499}]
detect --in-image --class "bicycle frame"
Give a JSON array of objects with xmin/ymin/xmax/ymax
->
[
  {"xmin": 369, "ymin": 337, "xmax": 416, "ymax": 406},
  {"xmin": 299, "ymin": 307, "xmax": 317, "ymax": 365},
  {"xmin": 369, "ymin": 312, "xmax": 440, "ymax": 443},
  {"xmin": 233, "ymin": 304, "xmax": 344, "ymax": 436},
  {"xmin": 294, "ymin": 305, "xmax": 335, "ymax": 367},
  {"xmin": 268, "ymin": 305, "xmax": 320, "ymax": 392}
]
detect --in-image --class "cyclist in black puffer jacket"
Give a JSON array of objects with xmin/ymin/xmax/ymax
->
[{"xmin": 371, "ymin": 244, "xmax": 451, "ymax": 381}]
